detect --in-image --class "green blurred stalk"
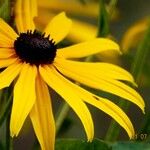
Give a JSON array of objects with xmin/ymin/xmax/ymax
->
[
  {"xmin": 56, "ymin": 102, "xmax": 70, "ymax": 134},
  {"xmin": 105, "ymin": 21, "xmax": 150, "ymax": 141},
  {"xmin": 0, "ymin": 92, "xmax": 12, "ymax": 126},
  {"xmin": 0, "ymin": 0, "xmax": 11, "ymax": 21},
  {"xmin": 97, "ymin": 0, "xmax": 109, "ymax": 37}
]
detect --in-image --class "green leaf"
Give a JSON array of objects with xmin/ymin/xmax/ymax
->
[
  {"xmin": 0, "ymin": 0, "xmax": 10, "ymax": 21},
  {"xmin": 56, "ymin": 139, "xmax": 150, "ymax": 150},
  {"xmin": 56, "ymin": 139, "xmax": 110, "ymax": 150},
  {"xmin": 97, "ymin": 0, "xmax": 110, "ymax": 37},
  {"xmin": 112, "ymin": 142, "xmax": 150, "ymax": 150}
]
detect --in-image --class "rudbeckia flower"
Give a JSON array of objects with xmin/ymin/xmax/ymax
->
[{"xmin": 0, "ymin": 0, "xmax": 145, "ymax": 150}]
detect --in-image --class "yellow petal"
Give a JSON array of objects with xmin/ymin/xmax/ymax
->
[
  {"xmin": 57, "ymin": 38, "xmax": 120, "ymax": 58},
  {"xmin": 0, "ymin": 33, "xmax": 14, "ymax": 48},
  {"xmin": 36, "ymin": 10, "xmax": 97, "ymax": 43},
  {"xmin": 44, "ymin": 12, "xmax": 72, "ymax": 44},
  {"xmin": 30, "ymin": 74, "xmax": 55, "ymax": 150},
  {"xmin": 0, "ymin": 57, "xmax": 18, "ymax": 68},
  {"xmin": 121, "ymin": 18, "xmax": 149, "ymax": 52},
  {"xmin": 0, "ymin": 48, "xmax": 15, "ymax": 58},
  {"xmin": 39, "ymin": 65, "xmax": 94, "ymax": 141},
  {"xmin": 15, "ymin": 0, "xmax": 37, "ymax": 33},
  {"xmin": 34, "ymin": 8, "xmax": 54, "ymax": 31},
  {"xmin": 55, "ymin": 58, "xmax": 135, "ymax": 83},
  {"xmin": 67, "ymin": 19, "xmax": 97, "ymax": 43},
  {"xmin": 47, "ymin": 67, "xmax": 135, "ymax": 139},
  {"xmin": 38, "ymin": 0, "xmax": 98, "ymax": 18},
  {"xmin": 55, "ymin": 61, "xmax": 145, "ymax": 112},
  {"xmin": 0, "ymin": 60, "xmax": 22, "ymax": 89},
  {"xmin": 10, "ymin": 63, "xmax": 37, "ymax": 137},
  {"xmin": 0, "ymin": 18, "xmax": 18, "ymax": 40}
]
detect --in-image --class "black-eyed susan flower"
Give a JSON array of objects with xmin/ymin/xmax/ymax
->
[{"xmin": 0, "ymin": 0, "xmax": 145, "ymax": 150}]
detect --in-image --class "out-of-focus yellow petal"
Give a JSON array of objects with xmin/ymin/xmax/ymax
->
[
  {"xmin": 39, "ymin": 65, "xmax": 94, "ymax": 141},
  {"xmin": 55, "ymin": 58, "xmax": 135, "ymax": 83},
  {"xmin": 34, "ymin": 9, "xmax": 54, "ymax": 31},
  {"xmin": 15, "ymin": 0, "xmax": 37, "ymax": 33},
  {"xmin": 47, "ymin": 67, "xmax": 135, "ymax": 139},
  {"xmin": 35, "ymin": 10, "xmax": 97, "ymax": 43},
  {"xmin": 44, "ymin": 12, "xmax": 72, "ymax": 44},
  {"xmin": 30, "ymin": 74, "xmax": 55, "ymax": 150},
  {"xmin": 37, "ymin": 0, "xmax": 98, "ymax": 18},
  {"xmin": 55, "ymin": 61, "xmax": 145, "ymax": 112},
  {"xmin": 121, "ymin": 18, "xmax": 149, "ymax": 52},
  {"xmin": 67, "ymin": 19, "xmax": 97, "ymax": 43},
  {"xmin": 0, "ymin": 58, "xmax": 18, "ymax": 68},
  {"xmin": 57, "ymin": 38, "xmax": 120, "ymax": 58},
  {"xmin": 0, "ymin": 48, "xmax": 15, "ymax": 58},
  {"xmin": 0, "ymin": 18, "xmax": 18, "ymax": 40},
  {"xmin": 10, "ymin": 63, "xmax": 37, "ymax": 137},
  {"xmin": 0, "ymin": 60, "xmax": 22, "ymax": 89}
]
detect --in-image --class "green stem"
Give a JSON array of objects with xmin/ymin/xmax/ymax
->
[
  {"xmin": 108, "ymin": 0, "xmax": 118, "ymax": 17},
  {"xmin": 0, "ymin": 92, "xmax": 12, "ymax": 126},
  {"xmin": 97, "ymin": 0, "xmax": 109, "ymax": 37},
  {"xmin": 56, "ymin": 102, "xmax": 70, "ymax": 134},
  {"xmin": 0, "ymin": 0, "xmax": 11, "ymax": 21},
  {"xmin": 6, "ymin": 112, "xmax": 13, "ymax": 150},
  {"xmin": 2, "ymin": 91, "xmax": 13, "ymax": 150},
  {"xmin": 105, "ymin": 22, "xmax": 150, "ymax": 141}
]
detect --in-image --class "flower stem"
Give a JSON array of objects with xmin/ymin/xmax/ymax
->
[
  {"xmin": 56, "ymin": 102, "xmax": 70, "ymax": 134},
  {"xmin": 105, "ymin": 22, "xmax": 150, "ymax": 141},
  {"xmin": 0, "ymin": 92, "xmax": 12, "ymax": 126},
  {"xmin": 3, "ymin": 90, "xmax": 13, "ymax": 150},
  {"xmin": 6, "ymin": 112, "xmax": 13, "ymax": 150}
]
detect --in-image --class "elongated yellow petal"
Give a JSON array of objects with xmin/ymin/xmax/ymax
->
[
  {"xmin": 44, "ymin": 12, "xmax": 72, "ymax": 44},
  {"xmin": 0, "ymin": 57, "xmax": 17, "ymax": 68},
  {"xmin": 31, "ymin": 0, "xmax": 37, "ymax": 18},
  {"xmin": 30, "ymin": 75, "xmax": 55, "ymax": 150},
  {"xmin": 55, "ymin": 62, "xmax": 145, "ymax": 112},
  {"xmin": 67, "ymin": 19, "xmax": 97, "ymax": 42},
  {"xmin": 121, "ymin": 18, "xmax": 149, "ymax": 52},
  {"xmin": 0, "ymin": 18, "xmax": 18, "ymax": 40},
  {"xmin": 38, "ymin": 0, "xmax": 98, "ymax": 18},
  {"xmin": 10, "ymin": 63, "xmax": 37, "ymax": 137},
  {"xmin": 15, "ymin": 0, "xmax": 36, "ymax": 33},
  {"xmin": 39, "ymin": 65, "xmax": 94, "ymax": 141},
  {"xmin": 0, "ymin": 60, "xmax": 22, "ymax": 89},
  {"xmin": 57, "ymin": 38, "xmax": 120, "ymax": 58},
  {"xmin": 55, "ymin": 58, "xmax": 135, "ymax": 83},
  {"xmin": 0, "ymin": 48, "xmax": 15, "ymax": 58},
  {"xmin": 0, "ymin": 33, "xmax": 14, "ymax": 47},
  {"xmin": 48, "ymin": 67, "xmax": 135, "ymax": 139},
  {"xmin": 14, "ymin": 0, "xmax": 24, "ymax": 32},
  {"xmin": 35, "ymin": 9, "xmax": 97, "ymax": 43},
  {"xmin": 34, "ymin": 8, "xmax": 54, "ymax": 31}
]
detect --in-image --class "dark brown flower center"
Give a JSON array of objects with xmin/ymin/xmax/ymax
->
[{"xmin": 14, "ymin": 30, "xmax": 57, "ymax": 65}]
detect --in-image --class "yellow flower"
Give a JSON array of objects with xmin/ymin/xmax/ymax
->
[{"xmin": 0, "ymin": 0, "xmax": 145, "ymax": 150}]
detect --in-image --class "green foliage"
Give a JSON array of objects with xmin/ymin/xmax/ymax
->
[
  {"xmin": 56, "ymin": 139, "xmax": 150, "ymax": 150},
  {"xmin": 97, "ymin": 0, "xmax": 109, "ymax": 37},
  {"xmin": 0, "ymin": 0, "xmax": 10, "ymax": 21},
  {"xmin": 56, "ymin": 139, "xmax": 110, "ymax": 150}
]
